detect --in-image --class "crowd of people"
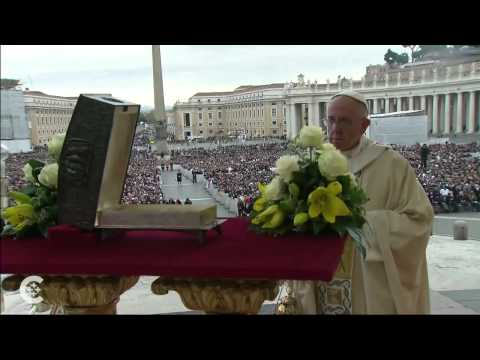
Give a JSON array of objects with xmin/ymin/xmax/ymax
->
[
  {"xmin": 4, "ymin": 148, "xmax": 48, "ymax": 200},
  {"xmin": 176, "ymin": 141, "xmax": 480, "ymax": 215},
  {"xmin": 121, "ymin": 149, "xmax": 164, "ymax": 204},
  {"xmin": 392, "ymin": 142, "xmax": 480, "ymax": 213},
  {"xmin": 174, "ymin": 142, "xmax": 288, "ymax": 202},
  {"xmin": 3, "ymin": 134, "xmax": 479, "ymax": 215}
]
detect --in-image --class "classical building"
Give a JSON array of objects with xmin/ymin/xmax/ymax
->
[
  {"xmin": 1, "ymin": 79, "xmax": 32, "ymax": 153},
  {"xmin": 172, "ymin": 84, "xmax": 289, "ymax": 140},
  {"xmin": 173, "ymin": 52, "xmax": 480, "ymax": 141},
  {"xmin": 24, "ymin": 91, "xmax": 111, "ymax": 146}
]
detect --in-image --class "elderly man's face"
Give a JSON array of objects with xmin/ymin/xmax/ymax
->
[{"xmin": 326, "ymin": 96, "xmax": 370, "ymax": 151}]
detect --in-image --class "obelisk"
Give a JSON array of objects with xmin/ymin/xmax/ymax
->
[{"xmin": 152, "ymin": 45, "xmax": 169, "ymax": 157}]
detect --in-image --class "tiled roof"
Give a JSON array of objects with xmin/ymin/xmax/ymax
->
[{"xmin": 191, "ymin": 83, "xmax": 284, "ymax": 98}]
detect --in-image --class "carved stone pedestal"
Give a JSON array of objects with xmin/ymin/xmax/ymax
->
[
  {"xmin": 1, "ymin": 274, "xmax": 139, "ymax": 315},
  {"xmin": 151, "ymin": 277, "xmax": 279, "ymax": 314}
]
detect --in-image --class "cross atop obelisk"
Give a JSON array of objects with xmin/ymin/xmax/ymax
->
[{"xmin": 152, "ymin": 45, "xmax": 169, "ymax": 156}]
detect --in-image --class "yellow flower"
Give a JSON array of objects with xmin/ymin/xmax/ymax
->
[
  {"xmin": 1, "ymin": 203, "xmax": 36, "ymax": 232},
  {"xmin": 307, "ymin": 181, "xmax": 351, "ymax": 223},
  {"xmin": 253, "ymin": 183, "xmax": 268, "ymax": 212},
  {"xmin": 294, "ymin": 212, "xmax": 309, "ymax": 226},
  {"xmin": 252, "ymin": 204, "xmax": 286, "ymax": 229}
]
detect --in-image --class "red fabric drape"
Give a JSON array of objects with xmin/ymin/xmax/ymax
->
[{"xmin": 0, "ymin": 218, "xmax": 344, "ymax": 281}]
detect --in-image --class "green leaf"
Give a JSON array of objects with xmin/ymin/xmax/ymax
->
[
  {"xmin": 312, "ymin": 220, "xmax": 326, "ymax": 235},
  {"xmin": 288, "ymin": 183, "xmax": 300, "ymax": 199},
  {"xmin": 27, "ymin": 159, "xmax": 45, "ymax": 169},
  {"xmin": 278, "ymin": 199, "xmax": 296, "ymax": 213},
  {"xmin": 1, "ymin": 224, "xmax": 16, "ymax": 237},
  {"xmin": 20, "ymin": 185, "xmax": 38, "ymax": 197},
  {"xmin": 8, "ymin": 191, "xmax": 32, "ymax": 205},
  {"xmin": 15, "ymin": 224, "xmax": 39, "ymax": 239}
]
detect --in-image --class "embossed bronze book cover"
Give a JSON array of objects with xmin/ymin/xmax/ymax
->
[{"xmin": 57, "ymin": 95, "xmax": 217, "ymax": 232}]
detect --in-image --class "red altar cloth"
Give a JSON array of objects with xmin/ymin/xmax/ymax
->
[{"xmin": 0, "ymin": 218, "xmax": 345, "ymax": 281}]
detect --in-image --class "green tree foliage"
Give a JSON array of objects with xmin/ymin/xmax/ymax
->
[{"xmin": 384, "ymin": 49, "xmax": 409, "ymax": 65}]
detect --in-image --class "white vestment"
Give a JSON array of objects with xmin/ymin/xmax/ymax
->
[{"xmin": 291, "ymin": 137, "xmax": 434, "ymax": 314}]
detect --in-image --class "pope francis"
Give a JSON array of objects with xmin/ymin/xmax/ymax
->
[{"xmin": 290, "ymin": 91, "xmax": 434, "ymax": 314}]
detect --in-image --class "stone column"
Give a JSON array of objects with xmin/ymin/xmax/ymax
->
[
  {"xmin": 456, "ymin": 92, "xmax": 463, "ymax": 133},
  {"xmin": 286, "ymin": 104, "xmax": 292, "ymax": 139},
  {"xmin": 373, "ymin": 99, "xmax": 378, "ymax": 114},
  {"xmin": 444, "ymin": 93, "xmax": 451, "ymax": 135},
  {"xmin": 289, "ymin": 103, "xmax": 301, "ymax": 139},
  {"xmin": 421, "ymin": 95, "xmax": 426, "ymax": 111},
  {"xmin": 432, "ymin": 94, "xmax": 439, "ymax": 135},
  {"xmin": 397, "ymin": 72, "xmax": 402, "ymax": 86},
  {"xmin": 409, "ymin": 96, "xmax": 414, "ymax": 111},
  {"xmin": 468, "ymin": 91, "xmax": 476, "ymax": 133},
  {"xmin": 308, "ymin": 101, "xmax": 319, "ymax": 126},
  {"xmin": 397, "ymin": 97, "xmax": 402, "ymax": 112},
  {"xmin": 385, "ymin": 98, "xmax": 390, "ymax": 113}
]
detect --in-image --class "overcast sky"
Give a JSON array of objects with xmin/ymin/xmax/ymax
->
[{"xmin": 1, "ymin": 45, "xmax": 405, "ymax": 109}]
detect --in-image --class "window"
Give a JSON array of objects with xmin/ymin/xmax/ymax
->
[
  {"xmin": 217, "ymin": 99, "xmax": 221, "ymax": 102},
  {"xmin": 208, "ymin": 113, "xmax": 212, "ymax": 119},
  {"xmin": 218, "ymin": 122, "xmax": 222, "ymax": 126},
  {"xmin": 273, "ymin": 130, "xmax": 277, "ymax": 134},
  {"xmin": 199, "ymin": 130, "xmax": 203, "ymax": 134},
  {"xmin": 199, "ymin": 113, "xmax": 203, "ymax": 120},
  {"xmin": 199, "ymin": 123, "xmax": 203, "ymax": 127},
  {"xmin": 209, "ymin": 122, "xmax": 213, "ymax": 126},
  {"xmin": 198, "ymin": 108, "xmax": 202, "ymax": 111},
  {"xmin": 218, "ymin": 112, "xmax": 222, "ymax": 119},
  {"xmin": 208, "ymin": 99, "xmax": 211, "ymax": 103},
  {"xmin": 184, "ymin": 113, "xmax": 191, "ymax": 127},
  {"xmin": 198, "ymin": 100, "xmax": 201, "ymax": 103},
  {"xmin": 271, "ymin": 102, "xmax": 276, "ymax": 106},
  {"xmin": 272, "ymin": 120, "xmax": 277, "ymax": 126},
  {"xmin": 272, "ymin": 108, "xmax": 277, "ymax": 117},
  {"xmin": 283, "ymin": 108, "xmax": 286, "ymax": 117}
]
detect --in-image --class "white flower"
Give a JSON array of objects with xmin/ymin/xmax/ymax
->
[
  {"xmin": 22, "ymin": 163, "xmax": 36, "ymax": 183},
  {"xmin": 38, "ymin": 163, "xmax": 59, "ymax": 189},
  {"xmin": 48, "ymin": 133, "xmax": 66, "ymax": 161},
  {"xmin": 320, "ymin": 143, "xmax": 337, "ymax": 152},
  {"xmin": 348, "ymin": 173, "xmax": 358, "ymax": 187},
  {"xmin": 265, "ymin": 176, "xmax": 286, "ymax": 201},
  {"xmin": 317, "ymin": 149, "xmax": 349, "ymax": 180},
  {"xmin": 275, "ymin": 155, "xmax": 300, "ymax": 183},
  {"xmin": 298, "ymin": 126, "xmax": 325, "ymax": 149}
]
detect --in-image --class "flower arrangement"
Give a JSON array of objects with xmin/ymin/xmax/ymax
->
[
  {"xmin": 250, "ymin": 125, "xmax": 369, "ymax": 257},
  {"xmin": 1, "ymin": 133, "xmax": 65, "ymax": 239}
]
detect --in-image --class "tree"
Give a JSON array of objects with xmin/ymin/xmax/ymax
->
[
  {"xmin": 384, "ymin": 49, "xmax": 409, "ymax": 65},
  {"xmin": 402, "ymin": 45, "xmax": 419, "ymax": 62}
]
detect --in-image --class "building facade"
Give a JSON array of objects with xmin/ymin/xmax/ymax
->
[
  {"xmin": 23, "ymin": 91, "xmax": 77, "ymax": 146},
  {"xmin": 24, "ymin": 91, "xmax": 112, "ymax": 146},
  {"xmin": 173, "ymin": 53, "xmax": 480, "ymax": 141}
]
